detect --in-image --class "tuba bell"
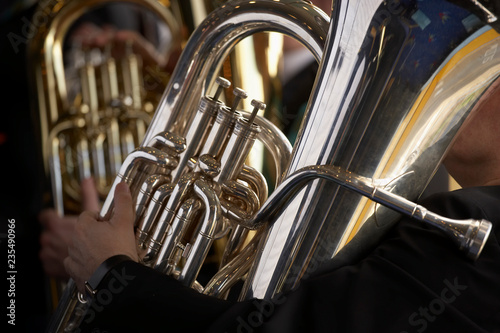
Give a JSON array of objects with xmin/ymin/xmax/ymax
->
[
  {"xmin": 48, "ymin": 0, "xmax": 500, "ymax": 331},
  {"xmin": 242, "ymin": 0, "xmax": 500, "ymax": 299}
]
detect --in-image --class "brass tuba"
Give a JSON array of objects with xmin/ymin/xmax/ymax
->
[
  {"xmin": 28, "ymin": 0, "xmax": 182, "ymax": 314},
  {"xmin": 29, "ymin": 0, "xmax": 182, "ymax": 216},
  {"xmin": 48, "ymin": 0, "xmax": 500, "ymax": 331}
]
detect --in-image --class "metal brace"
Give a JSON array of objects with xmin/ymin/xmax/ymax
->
[{"xmin": 471, "ymin": 0, "xmax": 498, "ymax": 23}]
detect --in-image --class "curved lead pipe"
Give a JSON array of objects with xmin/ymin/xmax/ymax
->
[
  {"xmin": 221, "ymin": 180, "xmax": 260, "ymax": 223},
  {"xmin": 242, "ymin": 165, "xmax": 492, "ymax": 260}
]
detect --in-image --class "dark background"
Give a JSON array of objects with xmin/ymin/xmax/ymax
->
[{"xmin": 1, "ymin": 2, "xmax": 49, "ymax": 332}]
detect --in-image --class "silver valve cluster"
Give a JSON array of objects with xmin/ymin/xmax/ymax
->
[
  {"xmin": 171, "ymin": 76, "xmax": 266, "ymax": 182},
  {"xmin": 136, "ymin": 77, "xmax": 268, "ymax": 269}
]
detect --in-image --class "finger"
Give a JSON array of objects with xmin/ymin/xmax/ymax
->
[
  {"xmin": 39, "ymin": 231, "xmax": 55, "ymax": 250},
  {"xmin": 76, "ymin": 211, "xmax": 100, "ymax": 235},
  {"xmin": 40, "ymin": 247, "xmax": 68, "ymax": 278},
  {"xmin": 111, "ymin": 182, "xmax": 134, "ymax": 227},
  {"xmin": 81, "ymin": 177, "xmax": 100, "ymax": 212},
  {"xmin": 38, "ymin": 209, "xmax": 59, "ymax": 229}
]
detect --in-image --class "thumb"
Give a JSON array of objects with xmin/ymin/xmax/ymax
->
[
  {"xmin": 111, "ymin": 182, "xmax": 134, "ymax": 227},
  {"xmin": 81, "ymin": 177, "xmax": 100, "ymax": 212}
]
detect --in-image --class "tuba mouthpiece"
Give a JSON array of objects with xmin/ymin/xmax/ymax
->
[{"xmin": 461, "ymin": 219, "xmax": 493, "ymax": 260}]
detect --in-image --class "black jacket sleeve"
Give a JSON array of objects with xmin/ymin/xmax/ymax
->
[
  {"xmin": 80, "ymin": 186, "xmax": 500, "ymax": 333},
  {"xmin": 78, "ymin": 261, "xmax": 232, "ymax": 332},
  {"xmin": 208, "ymin": 186, "xmax": 500, "ymax": 333}
]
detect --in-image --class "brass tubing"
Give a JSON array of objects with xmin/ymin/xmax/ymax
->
[
  {"xmin": 120, "ymin": 128, "xmax": 136, "ymax": 158},
  {"xmin": 134, "ymin": 119, "xmax": 147, "ymax": 147},
  {"xmin": 179, "ymin": 179, "xmax": 222, "ymax": 287},
  {"xmin": 100, "ymin": 147, "xmax": 175, "ymax": 220},
  {"xmin": 136, "ymin": 183, "xmax": 175, "ymax": 248},
  {"xmin": 153, "ymin": 198, "xmax": 203, "ymax": 274},
  {"xmin": 170, "ymin": 97, "xmax": 221, "ymax": 182},
  {"xmin": 198, "ymin": 106, "xmax": 240, "ymax": 160},
  {"xmin": 214, "ymin": 118, "xmax": 261, "ymax": 183},
  {"xmin": 142, "ymin": 173, "xmax": 200, "ymax": 263},
  {"xmin": 204, "ymin": 231, "xmax": 261, "ymax": 297},
  {"xmin": 47, "ymin": 118, "xmax": 85, "ymax": 215},
  {"xmin": 75, "ymin": 135, "xmax": 91, "ymax": 181},
  {"xmin": 134, "ymin": 174, "xmax": 170, "ymax": 226},
  {"xmin": 90, "ymin": 133, "xmax": 107, "ymax": 192},
  {"xmin": 122, "ymin": 41, "xmax": 143, "ymax": 110},
  {"xmin": 79, "ymin": 61, "xmax": 99, "ymax": 128},
  {"xmin": 239, "ymin": 165, "xmax": 268, "ymax": 205},
  {"xmin": 106, "ymin": 117, "xmax": 122, "ymax": 178},
  {"xmin": 50, "ymin": 136, "xmax": 64, "ymax": 216},
  {"xmin": 100, "ymin": 46, "xmax": 119, "ymax": 103}
]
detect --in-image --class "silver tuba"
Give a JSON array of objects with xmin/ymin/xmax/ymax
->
[
  {"xmin": 49, "ymin": 0, "xmax": 500, "ymax": 331},
  {"xmin": 242, "ymin": 0, "xmax": 500, "ymax": 299}
]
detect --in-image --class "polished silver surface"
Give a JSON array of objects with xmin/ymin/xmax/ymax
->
[
  {"xmin": 239, "ymin": 110, "xmax": 293, "ymax": 185},
  {"xmin": 178, "ymin": 179, "xmax": 222, "ymax": 287},
  {"xmin": 242, "ymin": 0, "xmax": 500, "ymax": 300},
  {"xmin": 154, "ymin": 198, "xmax": 203, "ymax": 273},
  {"xmin": 142, "ymin": 0, "xmax": 329, "ymax": 142},
  {"xmin": 99, "ymin": 147, "xmax": 175, "ymax": 220},
  {"xmin": 170, "ymin": 97, "xmax": 222, "ymax": 182},
  {"xmin": 136, "ymin": 183, "xmax": 175, "ymax": 248},
  {"xmin": 214, "ymin": 118, "xmax": 262, "ymax": 183},
  {"xmin": 472, "ymin": 0, "xmax": 498, "ymax": 22},
  {"xmin": 236, "ymin": 165, "xmax": 492, "ymax": 260},
  {"xmin": 142, "ymin": 172, "xmax": 200, "ymax": 263},
  {"xmin": 134, "ymin": 174, "xmax": 169, "ymax": 226}
]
